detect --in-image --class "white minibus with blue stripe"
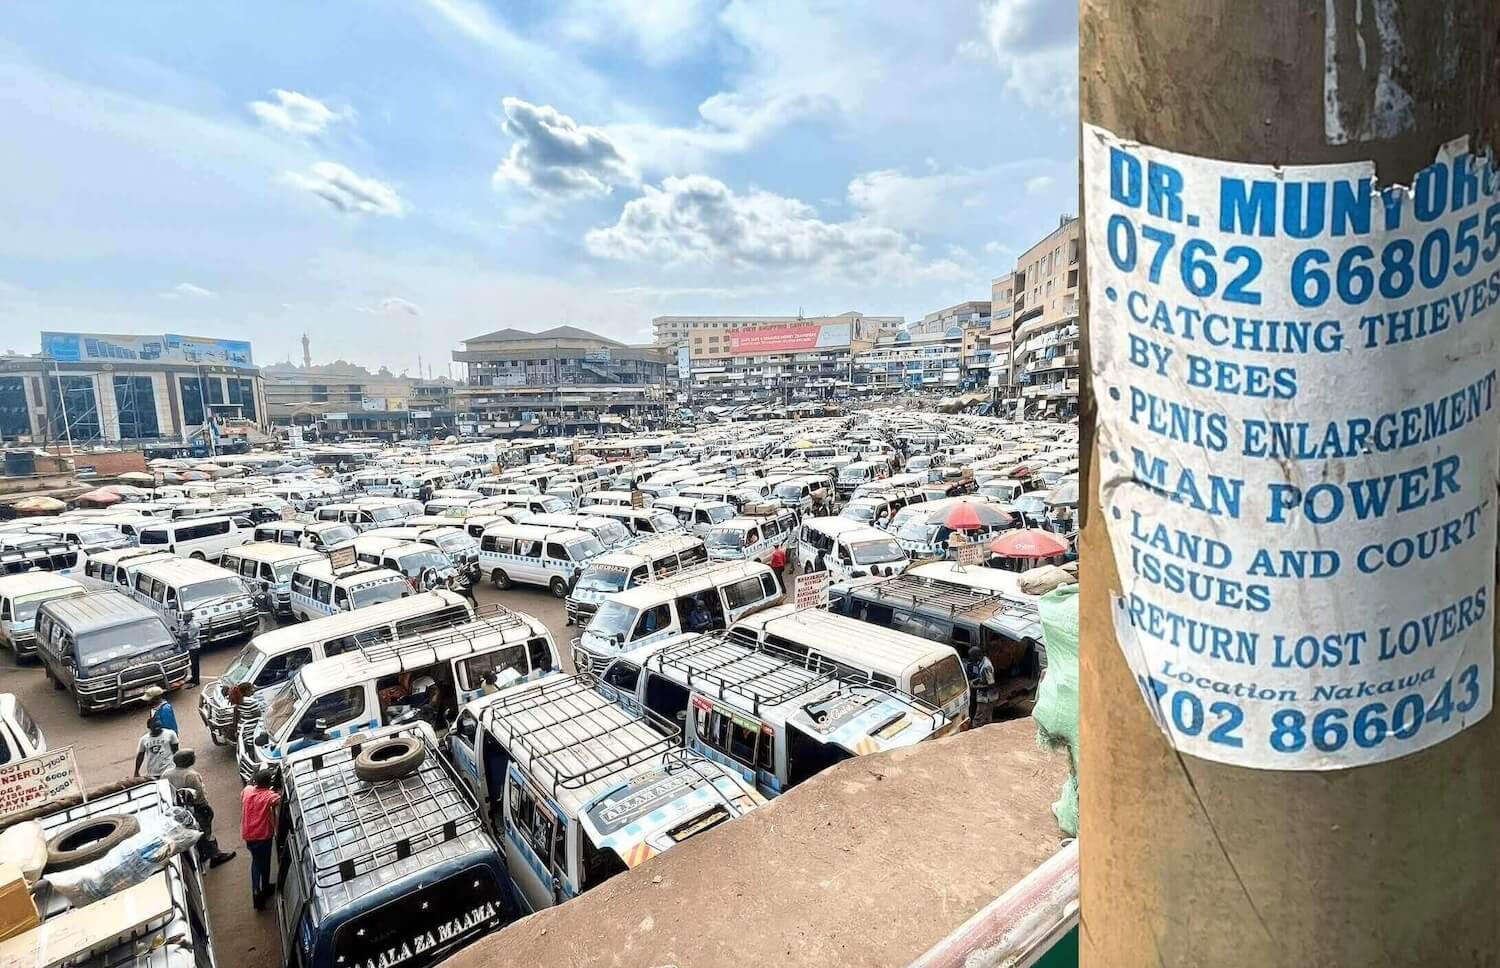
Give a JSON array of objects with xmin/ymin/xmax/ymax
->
[{"xmin": 236, "ymin": 604, "xmax": 560, "ymax": 783}]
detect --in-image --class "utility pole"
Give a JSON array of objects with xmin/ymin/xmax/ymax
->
[{"xmin": 1080, "ymin": 2, "xmax": 1500, "ymax": 965}]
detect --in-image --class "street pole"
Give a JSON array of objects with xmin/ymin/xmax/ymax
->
[
  {"xmin": 50, "ymin": 358, "xmax": 74, "ymax": 456},
  {"xmin": 1080, "ymin": 1, "xmax": 1500, "ymax": 965}
]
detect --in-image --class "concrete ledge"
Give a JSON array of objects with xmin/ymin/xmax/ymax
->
[{"xmin": 446, "ymin": 719, "xmax": 1068, "ymax": 968}]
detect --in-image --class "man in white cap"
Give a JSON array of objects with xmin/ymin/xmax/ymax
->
[{"xmin": 145, "ymin": 686, "xmax": 178, "ymax": 734}]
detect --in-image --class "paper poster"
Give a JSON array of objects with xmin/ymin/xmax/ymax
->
[{"xmin": 1086, "ymin": 124, "xmax": 1500, "ymax": 769}]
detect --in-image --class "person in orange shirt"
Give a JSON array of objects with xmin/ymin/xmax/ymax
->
[{"xmin": 241, "ymin": 769, "xmax": 282, "ymax": 910}]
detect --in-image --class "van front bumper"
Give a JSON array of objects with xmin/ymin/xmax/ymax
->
[
  {"xmin": 76, "ymin": 655, "xmax": 192, "ymax": 712},
  {"xmin": 6, "ymin": 632, "xmax": 36, "ymax": 659},
  {"xmin": 197, "ymin": 609, "xmax": 261, "ymax": 644}
]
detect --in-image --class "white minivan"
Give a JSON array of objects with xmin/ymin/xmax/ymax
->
[
  {"xmin": 478, "ymin": 525, "xmax": 605, "ymax": 597},
  {"xmin": 288, "ymin": 560, "xmax": 411, "ymax": 621},
  {"xmin": 797, "ymin": 518, "xmax": 909, "ymax": 579},
  {"xmin": 0, "ymin": 573, "xmax": 87, "ymax": 660},
  {"xmin": 564, "ymin": 534, "xmax": 709, "ymax": 626},
  {"xmin": 136, "ymin": 515, "xmax": 253, "ymax": 563},
  {"xmin": 704, "ymin": 507, "xmax": 799, "ymax": 565},
  {"xmin": 576, "ymin": 560, "xmax": 782, "ymax": 670}
]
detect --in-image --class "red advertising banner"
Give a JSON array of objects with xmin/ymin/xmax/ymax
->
[{"xmin": 729, "ymin": 324, "xmax": 825, "ymax": 355}]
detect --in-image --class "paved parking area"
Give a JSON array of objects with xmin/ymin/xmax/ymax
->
[{"xmin": 10, "ymin": 581, "xmax": 570, "ymax": 968}]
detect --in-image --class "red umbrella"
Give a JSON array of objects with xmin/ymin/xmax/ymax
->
[
  {"xmin": 990, "ymin": 529, "xmax": 1070, "ymax": 558},
  {"xmin": 932, "ymin": 500, "xmax": 1012, "ymax": 531},
  {"xmin": 75, "ymin": 488, "xmax": 124, "ymax": 507}
]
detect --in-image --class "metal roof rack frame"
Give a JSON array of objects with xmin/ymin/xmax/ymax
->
[
  {"xmin": 855, "ymin": 573, "xmax": 1038, "ymax": 619},
  {"xmin": 352, "ymin": 601, "xmax": 533, "ymax": 664},
  {"xmin": 646, "ymin": 632, "xmax": 836, "ymax": 715},
  {"xmin": 477, "ymin": 674, "xmax": 681, "ymax": 797},
  {"xmin": 284, "ymin": 726, "xmax": 483, "ymax": 893}
]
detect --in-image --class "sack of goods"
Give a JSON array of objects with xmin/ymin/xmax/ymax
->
[{"xmin": 1018, "ymin": 564, "xmax": 1074, "ymax": 596}]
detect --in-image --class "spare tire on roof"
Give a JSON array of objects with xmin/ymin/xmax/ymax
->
[
  {"xmin": 44, "ymin": 814, "xmax": 142, "ymax": 871},
  {"xmin": 353, "ymin": 737, "xmax": 427, "ymax": 783}
]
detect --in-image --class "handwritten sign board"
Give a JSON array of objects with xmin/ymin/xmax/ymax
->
[
  {"xmin": 0, "ymin": 747, "xmax": 82, "ymax": 823},
  {"xmin": 794, "ymin": 571, "xmax": 829, "ymax": 611},
  {"xmin": 328, "ymin": 546, "xmax": 357, "ymax": 572},
  {"xmin": 955, "ymin": 540, "xmax": 985, "ymax": 566}
]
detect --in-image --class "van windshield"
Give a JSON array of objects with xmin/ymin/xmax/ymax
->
[
  {"xmin": 182, "ymin": 577, "xmax": 247, "ymax": 609},
  {"xmin": 401, "ymin": 549, "xmax": 450, "ymax": 572},
  {"xmin": 705, "ymin": 529, "xmax": 744, "ymax": 552},
  {"xmin": 704, "ymin": 505, "xmax": 735, "ymax": 524},
  {"xmin": 271, "ymin": 559, "xmax": 309, "ymax": 582},
  {"xmin": 842, "ymin": 505, "xmax": 876, "ymax": 523},
  {"xmin": 315, "ymin": 525, "xmax": 357, "ymax": 545},
  {"xmin": 589, "ymin": 601, "xmax": 638, "ymax": 641},
  {"xmin": 13, "ymin": 589, "xmax": 80, "ymax": 624},
  {"xmin": 262, "ymin": 676, "xmax": 306, "ymax": 737},
  {"xmin": 221, "ymin": 645, "xmax": 264, "ymax": 686},
  {"xmin": 649, "ymin": 511, "xmax": 681, "ymax": 532},
  {"xmin": 434, "ymin": 533, "xmax": 476, "ymax": 554},
  {"xmin": 350, "ymin": 579, "xmax": 406, "ymax": 608},
  {"xmin": 578, "ymin": 566, "xmax": 630, "ymax": 594},
  {"xmin": 913, "ymin": 656, "xmax": 969, "ymax": 709},
  {"xmin": 594, "ymin": 521, "xmax": 631, "ymax": 547},
  {"xmin": 79, "ymin": 619, "xmax": 174, "ymax": 669},
  {"xmin": 773, "ymin": 483, "xmax": 805, "ymax": 500},
  {"xmin": 850, "ymin": 538, "xmax": 905, "ymax": 565},
  {"xmin": 568, "ymin": 536, "xmax": 606, "ymax": 560}
]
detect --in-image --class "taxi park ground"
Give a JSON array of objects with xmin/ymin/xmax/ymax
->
[{"xmin": 9, "ymin": 581, "xmax": 571, "ymax": 968}]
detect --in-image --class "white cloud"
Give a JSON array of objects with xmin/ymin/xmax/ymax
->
[
  {"xmin": 494, "ymin": 98, "xmax": 634, "ymax": 198},
  {"xmin": 1025, "ymin": 174, "xmax": 1055, "ymax": 195},
  {"xmin": 162, "ymin": 282, "xmax": 216, "ymax": 299},
  {"xmin": 556, "ymin": 0, "xmax": 713, "ymax": 65},
  {"xmin": 282, "ymin": 162, "xmax": 406, "ymax": 216},
  {"xmin": 585, "ymin": 174, "xmax": 964, "ymax": 282},
  {"xmin": 973, "ymin": 0, "xmax": 1077, "ymax": 109},
  {"xmin": 248, "ymin": 89, "xmax": 348, "ymax": 136},
  {"xmin": 357, "ymin": 296, "xmax": 423, "ymax": 317}
]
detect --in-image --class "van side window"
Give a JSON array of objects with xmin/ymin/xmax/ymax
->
[
  {"xmin": 544, "ymin": 541, "xmax": 568, "ymax": 562},
  {"xmin": 724, "ymin": 577, "xmax": 767, "ymax": 611},
  {"xmin": 314, "ymin": 580, "xmax": 333, "ymax": 606},
  {"xmin": 334, "ymin": 587, "xmax": 351, "ymax": 610},
  {"xmin": 526, "ymin": 636, "xmax": 554, "ymax": 673},
  {"xmin": 457, "ymin": 645, "xmax": 526, "ymax": 691},
  {"xmin": 292, "ymin": 686, "xmax": 366, "ymax": 738},
  {"xmin": 635, "ymin": 604, "xmax": 672, "ymax": 639},
  {"xmin": 292, "ymin": 572, "xmax": 314, "ymax": 597},
  {"xmin": 602, "ymin": 660, "xmax": 640, "ymax": 693},
  {"xmin": 516, "ymin": 539, "xmax": 540, "ymax": 559},
  {"xmin": 258, "ymin": 648, "xmax": 312, "ymax": 686},
  {"xmin": 760, "ymin": 574, "xmax": 780, "ymax": 599},
  {"xmin": 135, "ymin": 573, "xmax": 151, "ymax": 594},
  {"xmin": 508, "ymin": 776, "xmax": 560, "ymax": 867}
]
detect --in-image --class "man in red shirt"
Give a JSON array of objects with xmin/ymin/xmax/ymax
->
[
  {"xmin": 241, "ymin": 769, "xmax": 282, "ymax": 910},
  {"xmin": 769, "ymin": 544, "xmax": 787, "ymax": 582}
]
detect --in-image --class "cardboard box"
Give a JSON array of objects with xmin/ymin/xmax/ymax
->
[
  {"xmin": 0, "ymin": 872, "xmax": 170, "ymax": 968},
  {"xmin": 0, "ymin": 863, "xmax": 39, "ymax": 943}
]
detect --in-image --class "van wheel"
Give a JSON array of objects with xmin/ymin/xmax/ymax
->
[
  {"xmin": 45, "ymin": 815, "xmax": 141, "ymax": 872},
  {"xmin": 354, "ymin": 737, "xmax": 427, "ymax": 783},
  {"xmin": 190, "ymin": 551, "xmax": 206, "ymax": 561},
  {"xmin": 491, "ymin": 569, "xmax": 510, "ymax": 590},
  {"xmin": 75, "ymin": 692, "xmax": 92, "ymax": 717},
  {"xmin": 549, "ymin": 577, "xmax": 569, "ymax": 598}
]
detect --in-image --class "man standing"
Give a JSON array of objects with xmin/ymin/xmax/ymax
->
[
  {"xmin": 813, "ymin": 548, "xmax": 828, "ymax": 574},
  {"xmin": 144, "ymin": 686, "xmax": 178, "ymax": 733},
  {"xmin": 164, "ymin": 750, "xmax": 236, "ymax": 868},
  {"xmin": 768, "ymin": 544, "xmax": 787, "ymax": 582},
  {"xmin": 134, "ymin": 717, "xmax": 179, "ymax": 779},
  {"xmin": 966, "ymin": 646, "xmax": 998, "ymax": 727},
  {"xmin": 180, "ymin": 614, "xmax": 203, "ymax": 686},
  {"xmin": 242, "ymin": 769, "xmax": 281, "ymax": 910}
]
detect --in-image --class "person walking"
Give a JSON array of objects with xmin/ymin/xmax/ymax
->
[
  {"xmin": 966, "ymin": 646, "xmax": 998, "ymax": 727},
  {"xmin": 164, "ymin": 750, "xmax": 236, "ymax": 868},
  {"xmin": 179, "ymin": 614, "xmax": 203, "ymax": 686},
  {"xmin": 134, "ymin": 717, "xmax": 179, "ymax": 779},
  {"xmin": 242, "ymin": 768, "xmax": 282, "ymax": 910},
  {"xmin": 769, "ymin": 544, "xmax": 787, "ymax": 582},
  {"xmin": 813, "ymin": 549, "xmax": 828, "ymax": 575},
  {"xmin": 144, "ymin": 686, "xmax": 178, "ymax": 733}
]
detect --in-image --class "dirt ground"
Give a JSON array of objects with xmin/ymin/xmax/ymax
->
[{"xmin": 446, "ymin": 719, "xmax": 1070, "ymax": 968}]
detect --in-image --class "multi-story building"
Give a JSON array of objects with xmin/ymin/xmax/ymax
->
[
  {"xmin": 683, "ymin": 313, "xmax": 888, "ymax": 404},
  {"xmin": 656, "ymin": 312, "xmax": 903, "ymax": 360},
  {"xmin": 452, "ymin": 325, "xmax": 667, "ymax": 435},
  {"xmin": 853, "ymin": 329, "xmax": 965, "ymax": 391},
  {"xmin": 0, "ymin": 332, "xmax": 268, "ymax": 446},
  {"xmin": 915, "ymin": 301, "xmax": 993, "ymax": 388},
  {"xmin": 988, "ymin": 273, "xmax": 1018, "ymax": 394},
  {"xmin": 1011, "ymin": 217, "xmax": 1081, "ymax": 416}
]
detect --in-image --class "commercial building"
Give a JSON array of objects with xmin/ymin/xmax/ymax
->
[
  {"xmin": 1011, "ymin": 217, "xmax": 1081, "ymax": 416},
  {"xmin": 0, "ymin": 332, "xmax": 268, "ymax": 446},
  {"xmin": 852, "ymin": 328, "xmax": 965, "ymax": 391},
  {"xmin": 681, "ymin": 313, "xmax": 889, "ymax": 405},
  {"xmin": 989, "ymin": 273, "xmax": 1019, "ymax": 396},
  {"xmin": 452, "ymin": 325, "xmax": 668, "ymax": 435},
  {"xmin": 261, "ymin": 366, "xmax": 461, "ymax": 439}
]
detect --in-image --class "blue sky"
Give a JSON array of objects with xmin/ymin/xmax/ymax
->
[{"xmin": 0, "ymin": 1, "xmax": 1077, "ymax": 375}]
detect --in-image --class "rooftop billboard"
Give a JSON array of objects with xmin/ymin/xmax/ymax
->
[
  {"xmin": 41, "ymin": 332, "xmax": 254, "ymax": 367},
  {"xmin": 728, "ymin": 321, "xmax": 851, "ymax": 356}
]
